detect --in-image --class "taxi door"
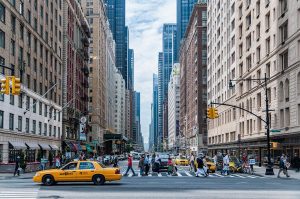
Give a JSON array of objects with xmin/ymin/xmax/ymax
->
[
  {"xmin": 77, "ymin": 162, "xmax": 96, "ymax": 181},
  {"xmin": 57, "ymin": 162, "xmax": 78, "ymax": 181}
]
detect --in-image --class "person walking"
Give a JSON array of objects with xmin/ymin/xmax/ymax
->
[
  {"xmin": 203, "ymin": 155, "xmax": 209, "ymax": 176},
  {"xmin": 113, "ymin": 156, "xmax": 119, "ymax": 167},
  {"xmin": 222, "ymin": 153, "xmax": 230, "ymax": 176},
  {"xmin": 55, "ymin": 155, "xmax": 61, "ymax": 168},
  {"xmin": 167, "ymin": 157, "xmax": 174, "ymax": 175},
  {"xmin": 138, "ymin": 156, "xmax": 145, "ymax": 176},
  {"xmin": 278, "ymin": 154, "xmax": 290, "ymax": 178},
  {"xmin": 13, "ymin": 156, "xmax": 21, "ymax": 176},
  {"xmin": 292, "ymin": 153, "xmax": 300, "ymax": 172},
  {"xmin": 124, "ymin": 154, "xmax": 136, "ymax": 176},
  {"xmin": 195, "ymin": 155, "xmax": 207, "ymax": 177},
  {"xmin": 189, "ymin": 153, "xmax": 195, "ymax": 172},
  {"xmin": 144, "ymin": 154, "xmax": 150, "ymax": 175},
  {"xmin": 154, "ymin": 154, "xmax": 161, "ymax": 173},
  {"xmin": 213, "ymin": 154, "xmax": 217, "ymax": 165}
]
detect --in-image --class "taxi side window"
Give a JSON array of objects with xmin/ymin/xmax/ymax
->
[
  {"xmin": 62, "ymin": 163, "xmax": 77, "ymax": 170},
  {"xmin": 79, "ymin": 162, "xmax": 95, "ymax": 170}
]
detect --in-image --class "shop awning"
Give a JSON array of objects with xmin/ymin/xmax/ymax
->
[
  {"xmin": 71, "ymin": 142, "xmax": 82, "ymax": 151},
  {"xmin": 9, "ymin": 141, "xmax": 27, "ymax": 150},
  {"xmin": 49, "ymin": 144, "xmax": 60, "ymax": 150},
  {"xmin": 86, "ymin": 144, "xmax": 93, "ymax": 153},
  {"xmin": 64, "ymin": 141, "xmax": 76, "ymax": 152},
  {"xmin": 25, "ymin": 142, "xmax": 40, "ymax": 150},
  {"xmin": 38, "ymin": 143, "xmax": 51, "ymax": 150}
]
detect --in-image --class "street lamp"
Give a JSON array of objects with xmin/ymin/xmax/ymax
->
[{"xmin": 229, "ymin": 73, "xmax": 274, "ymax": 175}]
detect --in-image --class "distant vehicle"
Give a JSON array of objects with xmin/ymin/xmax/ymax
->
[
  {"xmin": 175, "ymin": 155, "xmax": 189, "ymax": 166},
  {"xmin": 152, "ymin": 153, "xmax": 169, "ymax": 172},
  {"xmin": 33, "ymin": 161, "xmax": 121, "ymax": 186}
]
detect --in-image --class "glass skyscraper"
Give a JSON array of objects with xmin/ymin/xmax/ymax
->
[
  {"xmin": 104, "ymin": 0, "xmax": 128, "ymax": 87},
  {"xmin": 128, "ymin": 49, "xmax": 134, "ymax": 90},
  {"xmin": 176, "ymin": 0, "xmax": 198, "ymax": 56}
]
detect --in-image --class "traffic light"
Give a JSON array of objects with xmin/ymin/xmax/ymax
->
[
  {"xmin": 212, "ymin": 108, "xmax": 219, "ymax": 118},
  {"xmin": 207, "ymin": 108, "xmax": 213, "ymax": 119},
  {"xmin": 0, "ymin": 77, "xmax": 10, "ymax": 95},
  {"xmin": 11, "ymin": 76, "xmax": 21, "ymax": 95}
]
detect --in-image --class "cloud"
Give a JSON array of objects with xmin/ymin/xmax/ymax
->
[{"xmin": 126, "ymin": 0, "xmax": 176, "ymax": 144}]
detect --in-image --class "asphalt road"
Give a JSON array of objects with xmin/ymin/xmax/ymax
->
[{"xmin": 0, "ymin": 161, "xmax": 299, "ymax": 199}]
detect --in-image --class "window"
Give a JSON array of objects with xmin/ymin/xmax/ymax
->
[
  {"xmin": 256, "ymin": 46, "xmax": 261, "ymax": 63},
  {"xmin": 266, "ymin": 37, "xmax": 270, "ymax": 55},
  {"xmin": 10, "ymin": 0, "xmax": 16, "ymax": 7},
  {"xmin": 266, "ymin": 63, "xmax": 271, "ymax": 78},
  {"xmin": 11, "ymin": 14, "xmax": 16, "ymax": 33},
  {"xmin": 279, "ymin": 21, "xmax": 288, "ymax": 43},
  {"xmin": 44, "ymin": 104, "xmax": 47, "ymax": 117},
  {"xmin": 0, "ymin": 2, "xmax": 5, "ymax": 23},
  {"xmin": 49, "ymin": 125, "xmax": 52, "ymax": 136},
  {"xmin": 246, "ymin": 55, "xmax": 252, "ymax": 70},
  {"xmin": 10, "ymin": 95, "xmax": 14, "ymax": 105},
  {"xmin": 0, "ymin": 29, "xmax": 5, "ymax": 48},
  {"xmin": 19, "ymin": 1, "xmax": 24, "ymax": 15},
  {"xmin": 44, "ymin": 123, "xmax": 47, "ymax": 136},
  {"xmin": 20, "ymin": 23, "xmax": 24, "ymax": 40},
  {"xmin": 256, "ymin": 23, "xmax": 260, "ymax": 40},
  {"xmin": 33, "ymin": 99, "xmax": 36, "ymax": 113},
  {"xmin": 246, "ymin": 34, "xmax": 251, "ymax": 50},
  {"xmin": 256, "ymin": 0, "xmax": 260, "ymax": 17},
  {"xmin": 0, "ymin": 110, "xmax": 3, "ymax": 128},
  {"xmin": 280, "ymin": 50, "xmax": 288, "ymax": 70},
  {"xmin": 39, "ymin": 122, "xmax": 42, "ymax": 135},
  {"xmin": 285, "ymin": 108, "xmax": 290, "ymax": 126},
  {"xmin": 79, "ymin": 162, "xmax": 95, "ymax": 170},
  {"xmin": 285, "ymin": 79, "xmax": 289, "ymax": 102},
  {"xmin": 9, "ymin": 113, "xmax": 14, "ymax": 130},
  {"xmin": 39, "ymin": 102, "xmax": 42, "ymax": 115},
  {"xmin": 257, "ymin": 93, "xmax": 261, "ymax": 108},
  {"xmin": 298, "ymin": 104, "xmax": 300, "ymax": 125},
  {"xmin": 18, "ymin": 93, "xmax": 22, "ymax": 108},
  {"xmin": 17, "ymin": 116, "xmax": 22, "ymax": 131},
  {"xmin": 32, "ymin": 120, "xmax": 36, "ymax": 134},
  {"xmin": 27, "ymin": 9, "xmax": 31, "ymax": 23},
  {"xmin": 265, "ymin": 12, "xmax": 270, "ymax": 31},
  {"xmin": 26, "ymin": 96, "xmax": 30, "ymax": 110},
  {"xmin": 25, "ymin": 118, "xmax": 29, "ymax": 133},
  {"xmin": 279, "ymin": 0, "xmax": 287, "ymax": 16},
  {"xmin": 246, "ymin": 13, "xmax": 251, "ymax": 29},
  {"xmin": 62, "ymin": 163, "xmax": 78, "ymax": 170}
]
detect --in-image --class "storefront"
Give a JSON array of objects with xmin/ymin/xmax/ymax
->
[{"xmin": 103, "ymin": 134, "xmax": 128, "ymax": 155}]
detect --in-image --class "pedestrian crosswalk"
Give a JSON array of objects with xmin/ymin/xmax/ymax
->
[
  {"xmin": 121, "ymin": 169, "xmax": 264, "ymax": 179},
  {"xmin": 0, "ymin": 191, "xmax": 38, "ymax": 199}
]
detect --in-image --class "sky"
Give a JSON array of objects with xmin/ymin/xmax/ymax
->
[{"xmin": 126, "ymin": 0, "xmax": 176, "ymax": 145}]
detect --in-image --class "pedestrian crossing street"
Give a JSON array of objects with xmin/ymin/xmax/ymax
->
[
  {"xmin": 121, "ymin": 169, "xmax": 265, "ymax": 179},
  {"xmin": 0, "ymin": 191, "xmax": 38, "ymax": 199}
]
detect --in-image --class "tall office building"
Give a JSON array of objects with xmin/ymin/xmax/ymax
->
[
  {"xmin": 128, "ymin": 49, "xmax": 134, "ymax": 90},
  {"xmin": 176, "ymin": 0, "xmax": 198, "ymax": 57},
  {"xmin": 0, "ymin": 0, "xmax": 62, "ymax": 167},
  {"xmin": 180, "ymin": 3, "xmax": 207, "ymax": 154},
  {"xmin": 104, "ymin": 0, "xmax": 128, "ymax": 88},
  {"xmin": 149, "ymin": 74, "xmax": 158, "ymax": 151},
  {"xmin": 168, "ymin": 64, "xmax": 180, "ymax": 152},
  {"xmin": 157, "ymin": 52, "xmax": 163, "ymax": 151}
]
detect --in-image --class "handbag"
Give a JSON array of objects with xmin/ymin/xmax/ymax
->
[{"xmin": 285, "ymin": 162, "xmax": 291, "ymax": 169}]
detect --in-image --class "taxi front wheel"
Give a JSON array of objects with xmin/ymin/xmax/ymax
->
[
  {"xmin": 93, "ymin": 175, "xmax": 105, "ymax": 185},
  {"xmin": 42, "ymin": 175, "xmax": 55, "ymax": 186}
]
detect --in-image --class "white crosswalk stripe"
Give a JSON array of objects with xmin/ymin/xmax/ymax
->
[
  {"xmin": 176, "ymin": 172, "xmax": 182, "ymax": 177},
  {"xmin": 157, "ymin": 173, "xmax": 162, "ymax": 177},
  {"xmin": 0, "ymin": 191, "xmax": 38, "ymax": 199}
]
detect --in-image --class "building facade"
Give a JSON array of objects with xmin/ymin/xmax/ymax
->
[
  {"xmin": 104, "ymin": 0, "xmax": 127, "ymax": 87},
  {"xmin": 0, "ymin": 0, "xmax": 62, "ymax": 167},
  {"xmin": 168, "ymin": 63, "xmax": 180, "ymax": 152},
  {"xmin": 207, "ymin": 0, "xmax": 300, "ymax": 165},
  {"xmin": 62, "ymin": 0, "xmax": 90, "ymax": 153},
  {"xmin": 180, "ymin": 3, "xmax": 207, "ymax": 155},
  {"xmin": 157, "ymin": 52, "xmax": 163, "ymax": 151},
  {"xmin": 176, "ymin": 0, "xmax": 198, "ymax": 59},
  {"xmin": 128, "ymin": 49, "xmax": 134, "ymax": 91},
  {"xmin": 114, "ymin": 70, "xmax": 126, "ymax": 135},
  {"xmin": 207, "ymin": 0, "xmax": 237, "ymax": 156},
  {"xmin": 149, "ymin": 74, "xmax": 158, "ymax": 152}
]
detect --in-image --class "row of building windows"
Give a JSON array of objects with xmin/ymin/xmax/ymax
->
[
  {"xmin": 0, "ymin": 93, "xmax": 61, "ymax": 121},
  {"xmin": 0, "ymin": 109, "xmax": 61, "ymax": 138}
]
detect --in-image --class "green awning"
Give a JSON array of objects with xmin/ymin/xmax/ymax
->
[{"xmin": 86, "ymin": 144, "xmax": 93, "ymax": 152}]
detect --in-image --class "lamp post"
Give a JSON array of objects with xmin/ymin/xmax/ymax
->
[{"xmin": 229, "ymin": 73, "xmax": 274, "ymax": 175}]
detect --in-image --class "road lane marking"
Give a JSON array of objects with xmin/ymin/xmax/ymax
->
[
  {"xmin": 185, "ymin": 171, "xmax": 193, "ymax": 177},
  {"xmin": 231, "ymin": 174, "xmax": 246, "ymax": 178},
  {"xmin": 158, "ymin": 173, "xmax": 162, "ymax": 177},
  {"xmin": 177, "ymin": 172, "xmax": 182, "ymax": 177},
  {"xmin": 148, "ymin": 173, "xmax": 152, "ymax": 176},
  {"xmin": 246, "ymin": 175, "xmax": 257, "ymax": 178}
]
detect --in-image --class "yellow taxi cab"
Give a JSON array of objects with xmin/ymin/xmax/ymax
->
[
  {"xmin": 194, "ymin": 157, "xmax": 216, "ymax": 173},
  {"xmin": 175, "ymin": 155, "xmax": 189, "ymax": 166},
  {"xmin": 33, "ymin": 161, "xmax": 122, "ymax": 186}
]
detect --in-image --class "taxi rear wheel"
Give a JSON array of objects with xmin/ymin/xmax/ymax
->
[
  {"xmin": 93, "ymin": 175, "xmax": 105, "ymax": 185},
  {"xmin": 42, "ymin": 175, "xmax": 55, "ymax": 186}
]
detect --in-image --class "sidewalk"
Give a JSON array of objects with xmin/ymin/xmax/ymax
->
[
  {"xmin": 254, "ymin": 166, "xmax": 300, "ymax": 179},
  {"xmin": 0, "ymin": 172, "xmax": 35, "ymax": 180}
]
